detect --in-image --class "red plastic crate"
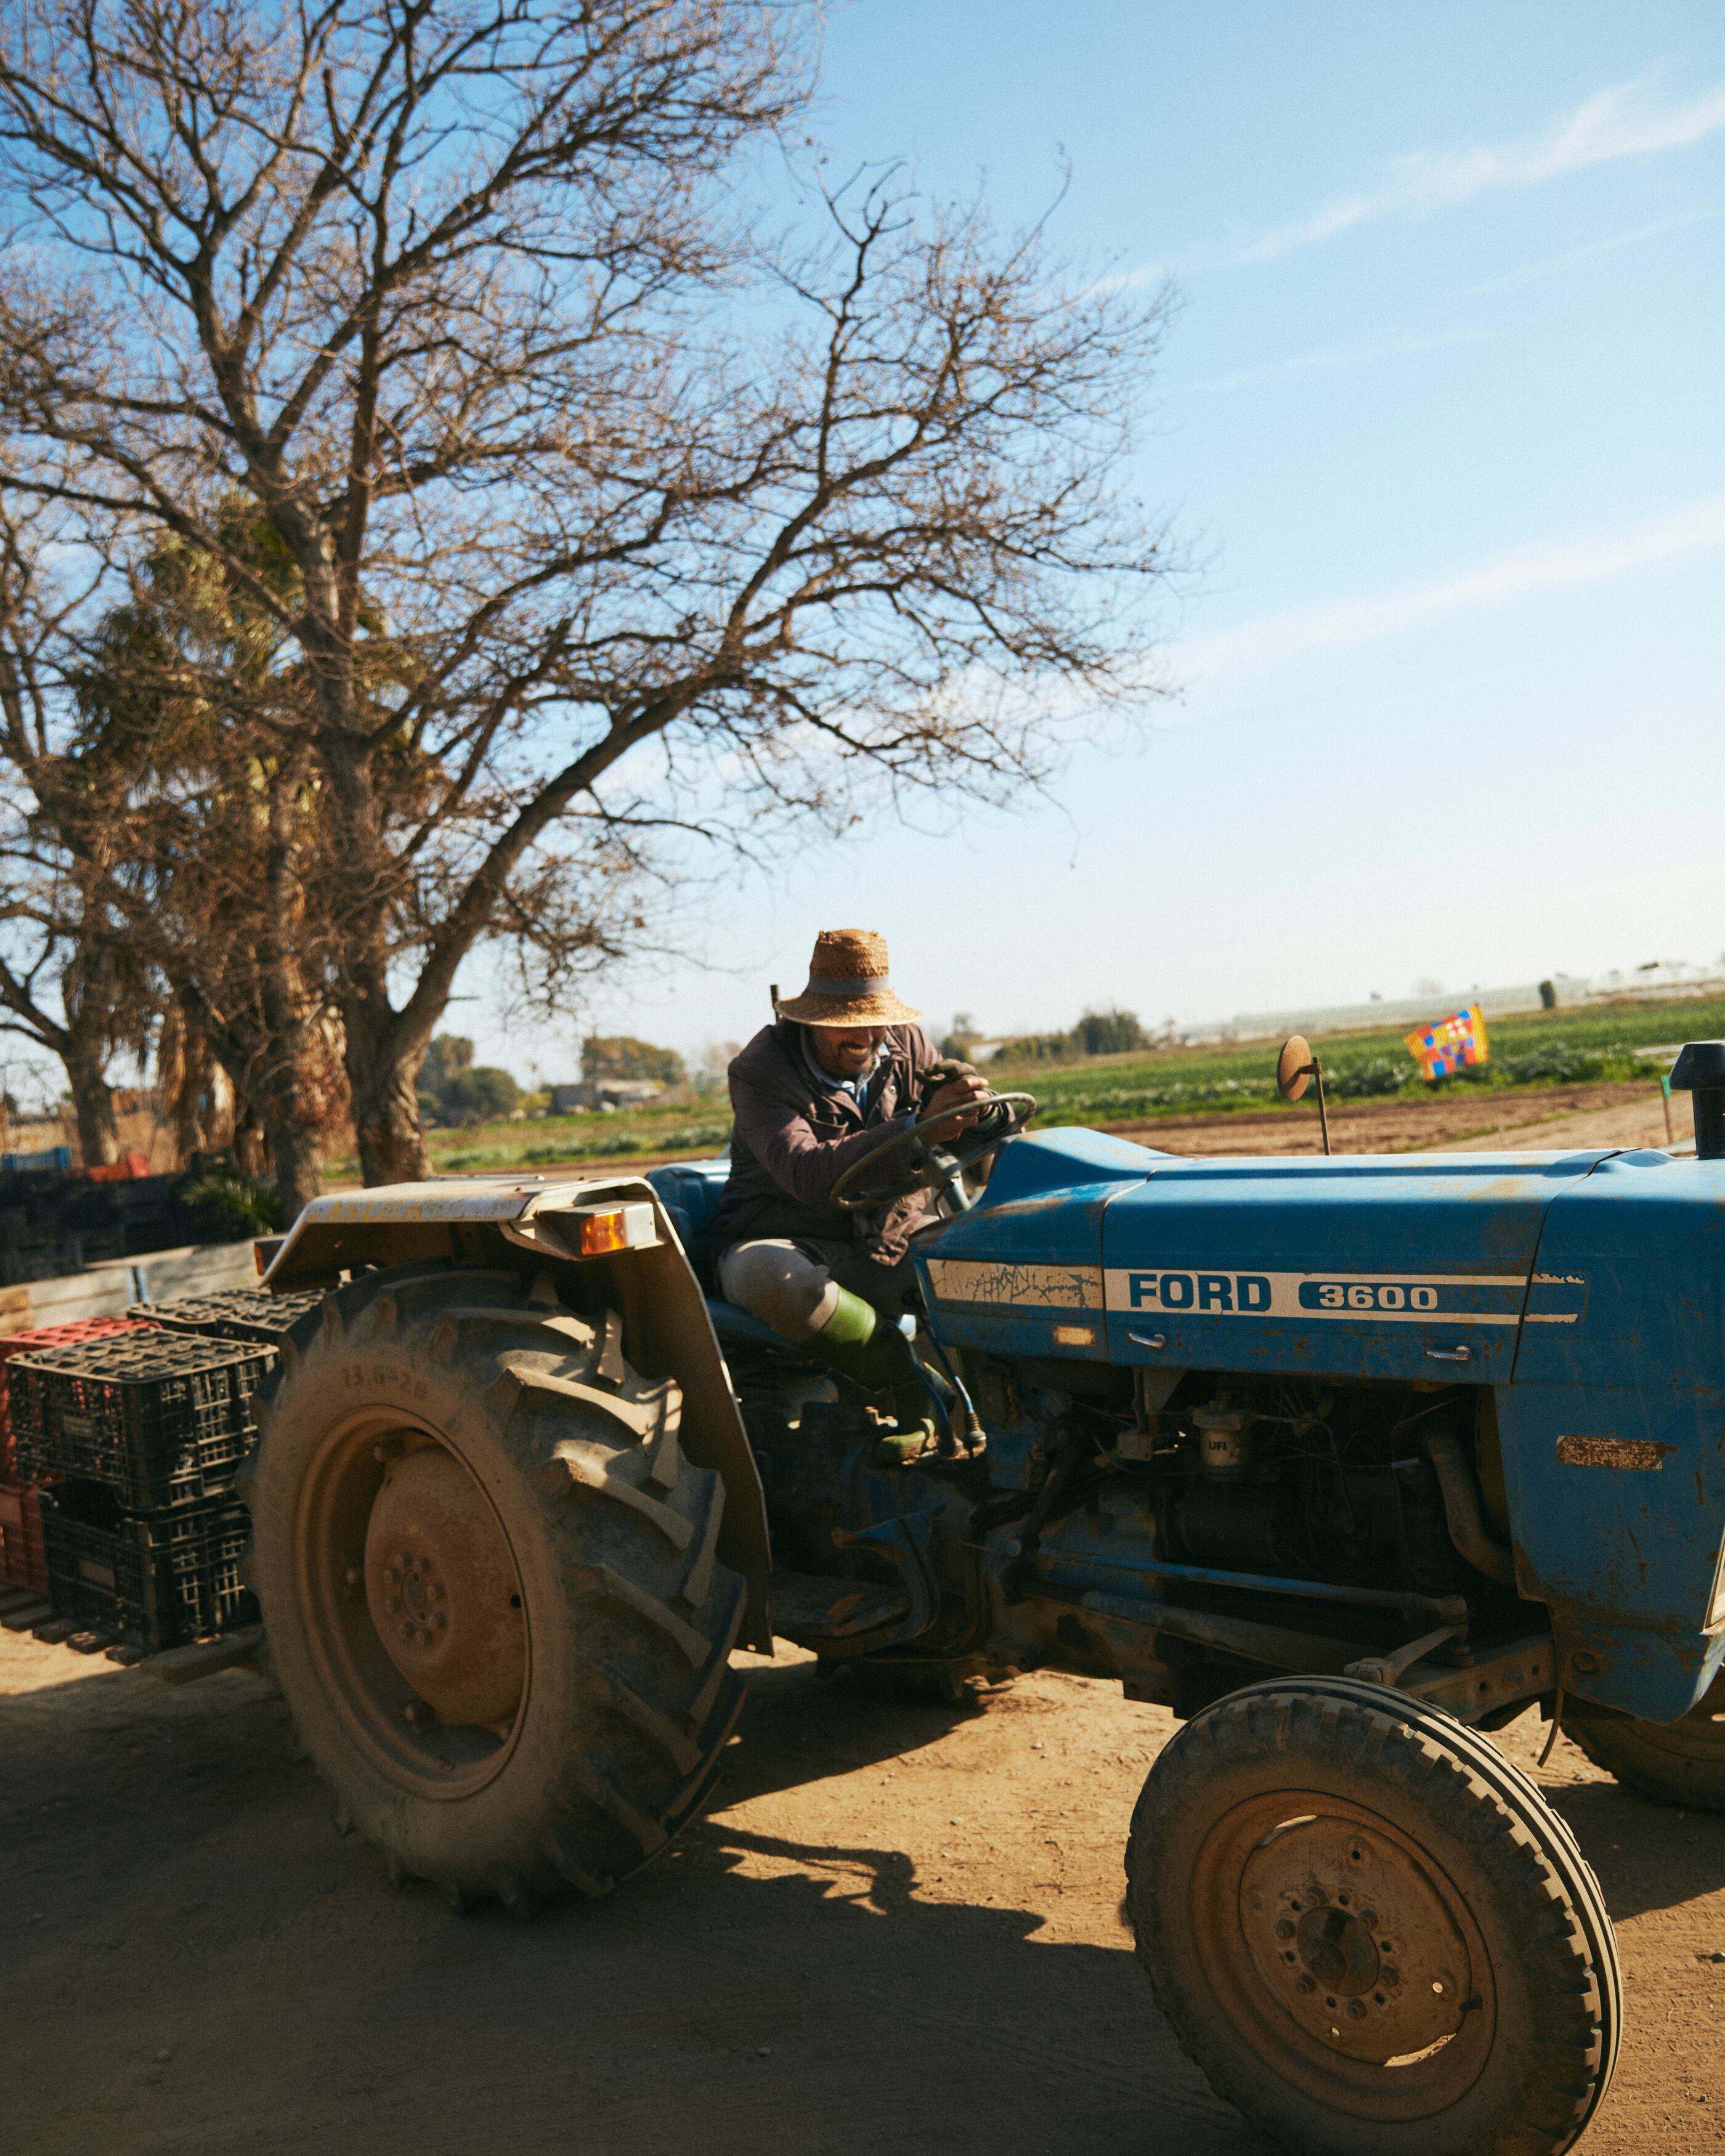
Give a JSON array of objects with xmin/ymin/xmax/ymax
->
[
  {"xmin": 83, "ymin": 1153, "xmax": 152, "ymax": 1183},
  {"xmin": 0, "ymin": 1476, "xmax": 48, "ymax": 1595},
  {"xmin": 0, "ymin": 1316, "xmax": 156, "ymax": 1478}
]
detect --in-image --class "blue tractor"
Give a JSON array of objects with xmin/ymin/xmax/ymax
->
[{"xmin": 250, "ymin": 1045, "xmax": 1725, "ymax": 2155}]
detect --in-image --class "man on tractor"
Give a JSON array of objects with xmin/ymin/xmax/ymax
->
[{"xmin": 710, "ymin": 928, "xmax": 993, "ymax": 1438}]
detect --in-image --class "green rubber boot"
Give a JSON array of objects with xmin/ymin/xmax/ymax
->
[{"xmin": 812, "ymin": 1287, "xmax": 938, "ymax": 1459}]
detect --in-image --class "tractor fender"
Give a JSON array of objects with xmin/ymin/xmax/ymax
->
[{"xmin": 262, "ymin": 1173, "xmax": 773, "ymax": 1650}]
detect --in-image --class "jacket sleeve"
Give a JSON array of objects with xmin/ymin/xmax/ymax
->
[{"xmin": 729, "ymin": 1067, "xmax": 910, "ymax": 1209}]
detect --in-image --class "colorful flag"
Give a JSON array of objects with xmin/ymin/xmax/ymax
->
[{"xmin": 1406, "ymin": 1007, "xmax": 1489, "ymax": 1082}]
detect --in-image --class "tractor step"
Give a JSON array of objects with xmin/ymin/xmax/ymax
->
[{"xmin": 769, "ymin": 1570, "xmax": 909, "ymax": 1641}]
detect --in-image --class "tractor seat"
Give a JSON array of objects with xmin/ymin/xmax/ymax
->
[{"xmin": 646, "ymin": 1157, "xmax": 731, "ymax": 1289}]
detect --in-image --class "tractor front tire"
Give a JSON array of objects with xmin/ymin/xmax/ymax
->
[
  {"xmin": 1126, "ymin": 1676, "xmax": 1620, "ymax": 2156},
  {"xmin": 1565, "ymin": 1672, "xmax": 1725, "ymax": 1812},
  {"xmin": 243, "ymin": 1263, "xmax": 747, "ymax": 1910}
]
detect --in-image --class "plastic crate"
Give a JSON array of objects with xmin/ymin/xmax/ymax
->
[
  {"xmin": 134, "ymin": 1287, "xmax": 324, "ymax": 1348},
  {"xmin": 0, "ymin": 1475, "xmax": 48, "ymax": 1595},
  {"xmin": 9, "ymin": 1332, "xmax": 272, "ymax": 1510},
  {"xmin": 0, "ymin": 1315, "xmax": 157, "ymax": 1480},
  {"xmin": 39, "ymin": 1481, "xmax": 257, "ymax": 1648}
]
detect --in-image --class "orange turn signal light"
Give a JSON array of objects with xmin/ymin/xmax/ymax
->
[
  {"xmin": 578, "ymin": 1208, "xmax": 630, "ymax": 1257},
  {"xmin": 569, "ymin": 1202, "xmax": 656, "ymax": 1257}
]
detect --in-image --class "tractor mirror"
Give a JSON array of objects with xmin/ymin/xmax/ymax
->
[{"xmin": 1276, "ymin": 1036, "xmax": 1313, "ymax": 1102}]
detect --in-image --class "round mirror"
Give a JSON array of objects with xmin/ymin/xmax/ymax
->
[{"xmin": 1276, "ymin": 1035, "xmax": 1313, "ymax": 1102}]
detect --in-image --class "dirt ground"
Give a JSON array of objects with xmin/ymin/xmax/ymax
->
[
  {"xmin": 1102, "ymin": 1079, "xmax": 1681, "ymax": 1160},
  {"xmin": 3, "ymin": 1629, "xmax": 1723, "ymax": 2156}
]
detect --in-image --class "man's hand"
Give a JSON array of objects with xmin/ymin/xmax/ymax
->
[{"xmin": 920, "ymin": 1069, "xmax": 992, "ymax": 1145}]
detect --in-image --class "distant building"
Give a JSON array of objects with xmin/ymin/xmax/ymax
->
[{"xmin": 548, "ymin": 1079, "xmax": 665, "ymax": 1114}]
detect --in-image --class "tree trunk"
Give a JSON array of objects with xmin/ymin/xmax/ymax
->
[
  {"xmin": 344, "ymin": 1000, "xmax": 431, "ymax": 1188},
  {"xmin": 231, "ymin": 1099, "xmax": 267, "ymax": 1179},
  {"xmin": 263, "ymin": 1112, "xmax": 324, "ymax": 1225},
  {"xmin": 65, "ymin": 1034, "xmax": 121, "ymax": 1166}
]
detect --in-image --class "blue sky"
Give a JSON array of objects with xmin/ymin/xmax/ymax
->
[{"xmin": 468, "ymin": 1, "xmax": 1725, "ymax": 1080}]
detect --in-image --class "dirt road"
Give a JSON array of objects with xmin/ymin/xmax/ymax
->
[
  {"xmin": 4, "ymin": 1629, "xmax": 1722, "ymax": 2156},
  {"xmin": 1101, "ymin": 1079, "xmax": 1679, "ymax": 1159}
]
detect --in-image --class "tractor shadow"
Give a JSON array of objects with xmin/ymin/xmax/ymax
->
[
  {"xmin": 0, "ymin": 1654, "xmax": 1273, "ymax": 2156},
  {"xmin": 712, "ymin": 1650, "xmax": 1001, "ymax": 1805},
  {"xmin": 1541, "ymin": 1777, "xmax": 1725, "ymax": 1924},
  {"xmin": 6, "ymin": 1651, "xmax": 1706, "ymax": 2156}
]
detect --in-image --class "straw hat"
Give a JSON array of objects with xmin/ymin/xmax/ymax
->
[{"xmin": 775, "ymin": 929, "xmax": 923, "ymax": 1026}]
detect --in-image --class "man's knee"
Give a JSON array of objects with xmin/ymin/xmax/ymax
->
[{"xmin": 718, "ymin": 1239, "xmax": 838, "ymax": 1340}]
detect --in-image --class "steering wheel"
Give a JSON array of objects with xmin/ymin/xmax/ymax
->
[{"xmin": 829, "ymin": 1090, "xmax": 1038, "ymax": 1212}]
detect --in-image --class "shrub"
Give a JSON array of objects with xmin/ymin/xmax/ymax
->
[
  {"xmin": 438, "ymin": 1066, "xmax": 521, "ymax": 1126},
  {"xmin": 583, "ymin": 1035, "xmax": 686, "ymax": 1085}
]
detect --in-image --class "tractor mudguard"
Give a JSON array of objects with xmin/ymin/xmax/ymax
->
[{"xmin": 263, "ymin": 1174, "xmax": 773, "ymax": 1650}]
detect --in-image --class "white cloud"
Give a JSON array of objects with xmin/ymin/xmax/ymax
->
[
  {"xmin": 1167, "ymin": 76, "xmax": 1725, "ymax": 274},
  {"xmin": 1456, "ymin": 205, "xmax": 1721, "ymax": 299},
  {"xmin": 1176, "ymin": 326, "xmax": 1490, "ymax": 398},
  {"xmin": 1182, "ymin": 494, "xmax": 1725, "ymax": 687}
]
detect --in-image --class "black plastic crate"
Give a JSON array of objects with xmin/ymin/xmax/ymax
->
[
  {"xmin": 9, "ymin": 1332, "xmax": 272, "ymax": 1510},
  {"xmin": 41, "ymin": 1480, "xmax": 256, "ymax": 1649},
  {"xmin": 134, "ymin": 1287, "xmax": 324, "ymax": 1347}
]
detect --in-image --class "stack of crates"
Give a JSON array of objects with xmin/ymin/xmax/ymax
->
[
  {"xmin": 135, "ymin": 1286, "xmax": 325, "ymax": 1349},
  {"xmin": 0, "ymin": 1316, "xmax": 156, "ymax": 1595},
  {"xmin": 10, "ymin": 1330, "xmax": 272, "ymax": 1649}
]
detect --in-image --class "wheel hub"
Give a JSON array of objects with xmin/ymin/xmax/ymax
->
[
  {"xmin": 1240, "ymin": 1817, "xmax": 1472, "ymax": 2062},
  {"xmin": 363, "ymin": 1444, "xmax": 527, "ymax": 1728}
]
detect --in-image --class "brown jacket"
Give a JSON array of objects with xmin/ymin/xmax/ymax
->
[{"xmin": 711, "ymin": 1020, "xmax": 940, "ymax": 1265}]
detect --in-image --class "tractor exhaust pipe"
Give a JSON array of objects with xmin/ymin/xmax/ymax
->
[{"xmin": 1670, "ymin": 1041, "xmax": 1725, "ymax": 1159}]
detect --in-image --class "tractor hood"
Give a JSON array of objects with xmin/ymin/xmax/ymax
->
[
  {"xmin": 1096, "ymin": 1147, "xmax": 1615, "ymax": 1385},
  {"xmin": 921, "ymin": 1133, "xmax": 1614, "ymax": 1379}
]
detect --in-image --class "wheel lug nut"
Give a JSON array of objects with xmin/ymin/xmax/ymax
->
[
  {"xmin": 1381, "ymin": 1965, "xmax": 1400, "ymax": 1985},
  {"xmin": 1274, "ymin": 1919, "xmax": 1294, "ymax": 1941},
  {"xmin": 427, "ymin": 1581, "xmax": 444, "ymax": 1601},
  {"xmin": 384, "ymin": 1595, "xmax": 401, "ymax": 1613},
  {"xmin": 1347, "ymin": 2000, "xmax": 1366, "ymax": 2021},
  {"xmin": 432, "ymin": 1611, "xmax": 447, "ymax": 1630},
  {"xmin": 1294, "ymin": 1974, "xmax": 1315, "ymax": 1995},
  {"xmin": 1358, "ymin": 1908, "xmax": 1378, "ymax": 1929},
  {"xmin": 382, "ymin": 1567, "xmax": 399, "ymax": 1585},
  {"xmin": 398, "ymin": 1621, "xmax": 415, "ymax": 1640}
]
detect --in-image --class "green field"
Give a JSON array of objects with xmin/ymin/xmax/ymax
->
[
  {"xmin": 323, "ymin": 992, "xmax": 1719, "ymax": 1181},
  {"xmin": 1013, "ymin": 994, "xmax": 1715, "ymax": 1129}
]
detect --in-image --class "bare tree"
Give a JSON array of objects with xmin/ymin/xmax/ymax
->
[
  {"xmin": 62, "ymin": 514, "xmax": 352, "ymax": 1216},
  {"xmin": 0, "ymin": 493, "xmax": 347, "ymax": 1212},
  {"xmin": 0, "ymin": 0, "xmax": 1178, "ymax": 1186},
  {"xmin": 0, "ymin": 869, "xmax": 134, "ymax": 1164},
  {"xmin": 0, "ymin": 507, "xmax": 147, "ymax": 1162}
]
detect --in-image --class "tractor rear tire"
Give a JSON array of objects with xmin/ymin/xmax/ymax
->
[
  {"xmin": 1564, "ymin": 1673, "xmax": 1725, "ymax": 1812},
  {"xmin": 1125, "ymin": 1676, "xmax": 1620, "ymax": 2156},
  {"xmin": 242, "ymin": 1262, "xmax": 747, "ymax": 1910}
]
